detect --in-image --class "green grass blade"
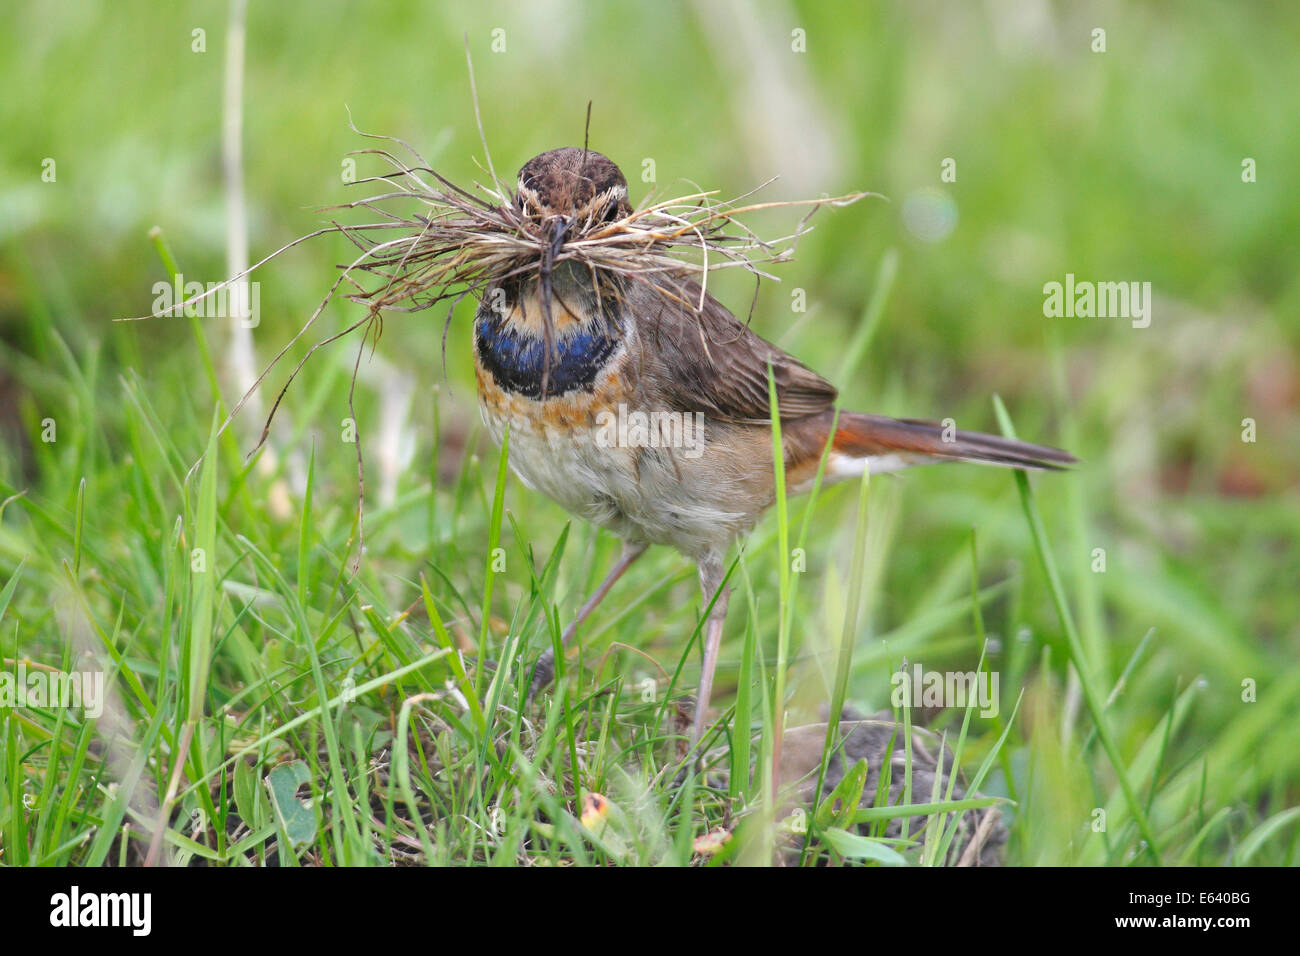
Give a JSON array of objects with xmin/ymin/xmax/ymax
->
[{"xmin": 992, "ymin": 393, "xmax": 1162, "ymax": 863}]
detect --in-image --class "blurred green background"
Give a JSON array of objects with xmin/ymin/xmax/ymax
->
[{"xmin": 1, "ymin": 0, "xmax": 1297, "ymax": 864}]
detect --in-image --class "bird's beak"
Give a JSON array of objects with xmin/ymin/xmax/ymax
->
[{"xmin": 545, "ymin": 216, "xmax": 571, "ymax": 261}]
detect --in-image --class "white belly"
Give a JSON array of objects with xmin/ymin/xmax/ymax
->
[{"xmin": 477, "ymin": 400, "xmax": 748, "ymax": 558}]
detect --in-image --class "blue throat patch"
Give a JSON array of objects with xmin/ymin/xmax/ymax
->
[{"xmin": 474, "ymin": 306, "xmax": 622, "ymax": 399}]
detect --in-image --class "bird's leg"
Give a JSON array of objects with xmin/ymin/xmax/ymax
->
[
  {"xmin": 689, "ymin": 554, "xmax": 731, "ymax": 754},
  {"xmin": 528, "ymin": 540, "xmax": 648, "ymax": 702}
]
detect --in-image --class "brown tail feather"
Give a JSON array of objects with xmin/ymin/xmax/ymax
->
[{"xmin": 832, "ymin": 412, "xmax": 1077, "ymax": 471}]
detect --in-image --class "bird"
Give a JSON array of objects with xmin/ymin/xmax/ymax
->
[{"xmin": 472, "ymin": 146, "xmax": 1075, "ymax": 756}]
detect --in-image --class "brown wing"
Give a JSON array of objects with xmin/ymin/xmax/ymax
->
[{"xmin": 629, "ymin": 276, "xmax": 838, "ymax": 423}]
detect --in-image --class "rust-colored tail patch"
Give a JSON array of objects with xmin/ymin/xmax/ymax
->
[{"xmin": 831, "ymin": 412, "xmax": 1077, "ymax": 471}]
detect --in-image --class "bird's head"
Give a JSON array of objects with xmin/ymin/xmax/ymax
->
[{"xmin": 515, "ymin": 147, "xmax": 631, "ymax": 254}]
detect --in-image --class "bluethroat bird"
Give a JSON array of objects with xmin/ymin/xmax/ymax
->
[{"xmin": 473, "ymin": 147, "xmax": 1074, "ymax": 752}]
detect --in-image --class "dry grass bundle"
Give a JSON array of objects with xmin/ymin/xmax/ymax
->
[{"xmin": 335, "ymin": 131, "xmax": 871, "ymax": 315}]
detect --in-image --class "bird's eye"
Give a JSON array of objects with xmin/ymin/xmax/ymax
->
[
  {"xmin": 596, "ymin": 196, "xmax": 623, "ymax": 224},
  {"xmin": 515, "ymin": 183, "xmax": 542, "ymax": 218}
]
